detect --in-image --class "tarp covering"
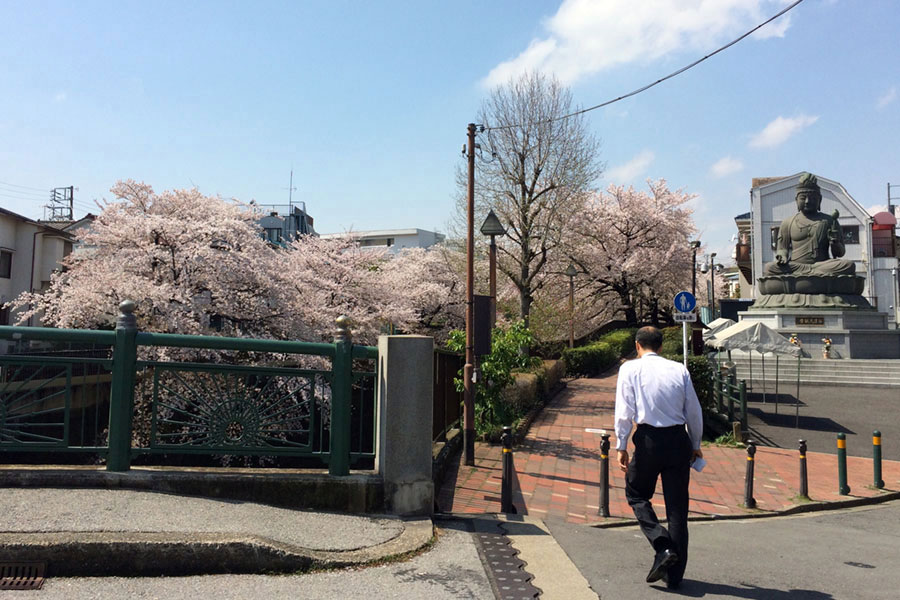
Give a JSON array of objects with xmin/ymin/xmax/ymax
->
[
  {"xmin": 706, "ymin": 321, "xmax": 802, "ymax": 357},
  {"xmin": 702, "ymin": 317, "xmax": 737, "ymax": 342}
]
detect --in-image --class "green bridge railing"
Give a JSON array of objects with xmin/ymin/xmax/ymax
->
[
  {"xmin": 0, "ymin": 301, "xmax": 377, "ymax": 476},
  {"xmin": 710, "ymin": 359, "xmax": 748, "ymax": 431}
]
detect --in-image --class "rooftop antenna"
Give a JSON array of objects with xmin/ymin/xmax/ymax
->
[{"xmin": 284, "ymin": 168, "xmax": 297, "ymax": 209}]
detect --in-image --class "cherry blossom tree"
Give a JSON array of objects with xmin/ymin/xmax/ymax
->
[
  {"xmin": 8, "ymin": 180, "xmax": 288, "ymax": 337},
  {"xmin": 7, "ymin": 181, "xmax": 463, "ymax": 346},
  {"xmin": 562, "ymin": 180, "xmax": 698, "ymax": 327}
]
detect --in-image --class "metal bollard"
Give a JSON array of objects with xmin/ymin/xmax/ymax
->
[
  {"xmin": 744, "ymin": 441, "xmax": 757, "ymax": 509},
  {"xmin": 500, "ymin": 426, "xmax": 517, "ymax": 514},
  {"xmin": 837, "ymin": 433, "xmax": 850, "ymax": 495},
  {"xmin": 598, "ymin": 434, "xmax": 611, "ymax": 517},
  {"xmin": 873, "ymin": 430, "xmax": 884, "ymax": 489},
  {"xmin": 798, "ymin": 439, "xmax": 809, "ymax": 500}
]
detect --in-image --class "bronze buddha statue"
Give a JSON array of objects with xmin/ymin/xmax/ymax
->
[{"xmin": 753, "ymin": 173, "xmax": 870, "ymax": 309}]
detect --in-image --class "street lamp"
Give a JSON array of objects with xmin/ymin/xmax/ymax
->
[
  {"xmin": 480, "ymin": 210, "xmax": 506, "ymax": 328},
  {"xmin": 690, "ymin": 240, "xmax": 702, "ymax": 297},
  {"xmin": 709, "ymin": 252, "xmax": 717, "ymax": 319},
  {"xmin": 565, "ymin": 263, "xmax": 578, "ymax": 348}
]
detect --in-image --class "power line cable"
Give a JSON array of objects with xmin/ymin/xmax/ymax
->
[
  {"xmin": 0, "ymin": 179, "xmax": 49, "ymax": 192},
  {"xmin": 0, "ymin": 185, "xmax": 48, "ymax": 199},
  {"xmin": 485, "ymin": 0, "xmax": 805, "ymax": 132}
]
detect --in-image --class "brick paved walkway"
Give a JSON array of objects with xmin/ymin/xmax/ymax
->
[{"xmin": 437, "ymin": 367, "xmax": 900, "ymax": 524}]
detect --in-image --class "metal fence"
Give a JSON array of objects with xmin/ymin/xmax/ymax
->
[
  {"xmin": 0, "ymin": 302, "xmax": 377, "ymax": 476},
  {"xmin": 432, "ymin": 349, "xmax": 463, "ymax": 443}
]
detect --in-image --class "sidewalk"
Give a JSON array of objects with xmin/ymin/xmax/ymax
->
[
  {"xmin": 0, "ymin": 487, "xmax": 432, "ymax": 576},
  {"xmin": 437, "ymin": 368, "xmax": 900, "ymax": 524}
]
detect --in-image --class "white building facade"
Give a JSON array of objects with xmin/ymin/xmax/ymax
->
[
  {"xmin": 320, "ymin": 229, "xmax": 445, "ymax": 253},
  {"xmin": 0, "ymin": 207, "xmax": 75, "ymax": 328}
]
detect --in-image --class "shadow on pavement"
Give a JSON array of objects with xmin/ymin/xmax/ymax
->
[
  {"xmin": 521, "ymin": 437, "xmax": 599, "ymax": 461},
  {"xmin": 670, "ymin": 580, "xmax": 834, "ymax": 599},
  {"xmin": 748, "ymin": 407, "xmax": 854, "ymax": 434}
]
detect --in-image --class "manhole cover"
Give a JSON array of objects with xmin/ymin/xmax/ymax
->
[{"xmin": 0, "ymin": 562, "xmax": 46, "ymax": 590}]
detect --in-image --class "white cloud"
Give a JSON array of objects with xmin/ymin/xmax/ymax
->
[
  {"xmin": 483, "ymin": 0, "xmax": 793, "ymax": 87},
  {"xmin": 877, "ymin": 86, "xmax": 897, "ymax": 110},
  {"xmin": 748, "ymin": 114, "xmax": 818, "ymax": 149},
  {"xmin": 605, "ymin": 150, "xmax": 655, "ymax": 183},
  {"xmin": 867, "ymin": 204, "xmax": 889, "ymax": 217},
  {"xmin": 710, "ymin": 156, "xmax": 743, "ymax": 178},
  {"xmin": 54, "ymin": 92, "xmax": 67, "ymax": 103}
]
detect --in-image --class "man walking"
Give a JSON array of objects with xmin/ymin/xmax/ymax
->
[{"xmin": 615, "ymin": 326, "xmax": 703, "ymax": 590}]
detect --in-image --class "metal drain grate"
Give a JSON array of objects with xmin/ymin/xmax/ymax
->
[
  {"xmin": 0, "ymin": 562, "xmax": 46, "ymax": 591},
  {"xmin": 475, "ymin": 530, "xmax": 541, "ymax": 599}
]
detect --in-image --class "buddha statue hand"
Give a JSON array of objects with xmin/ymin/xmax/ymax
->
[{"xmin": 828, "ymin": 209, "xmax": 840, "ymax": 242}]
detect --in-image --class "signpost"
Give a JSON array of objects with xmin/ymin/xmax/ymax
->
[{"xmin": 673, "ymin": 291, "xmax": 697, "ymax": 368}]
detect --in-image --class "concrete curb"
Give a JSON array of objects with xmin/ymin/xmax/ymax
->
[
  {"xmin": 0, "ymin": 466, "xmax": 383, "ymax": 513},
  {"xmin": 0, "ymin": 519, "xmax": 434, "ymax": 576},
  {"xmin": 588, "ymin": 489, "xmax": 900, "ymax": 529}
]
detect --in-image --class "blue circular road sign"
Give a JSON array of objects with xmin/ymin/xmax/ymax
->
[{"xmin": 674, "ymin": 291, "xmax": 696, "ymax": 313}]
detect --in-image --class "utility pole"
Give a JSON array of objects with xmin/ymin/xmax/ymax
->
[
  {"xmin": 464, "ymin": 123, "xmax": 476, "ymax": 466},
  {"xmin": 44, "ymin": 186, "xmax": 74, "ymax": 221},
  {"xmin": 888, "ymin": 182, "xmax": 900, "ymax": 217}
]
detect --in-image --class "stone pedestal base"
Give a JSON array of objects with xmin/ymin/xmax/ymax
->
[
  {"xmin": 751, "ymin": 275, "xmax": 872, "ymax": 310},
  {"xmin": 750, "ymin": 293, "xmax": 873, "ymax": 310},
  {"xmin": 738, "ymin": 309, "xmax": 900, "ymax": 359}
]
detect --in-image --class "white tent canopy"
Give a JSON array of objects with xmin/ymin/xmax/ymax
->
[
  {"xmin": 707, "ymin": 321, "xmax": 801, "ymax": 357},
  {"xmin": 702, "ymin": 317, "xmax": 737, "ymax": 342}
]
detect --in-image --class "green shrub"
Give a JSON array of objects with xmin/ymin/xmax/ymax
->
[
  {"xmin": 659, "ymin": 353, "xmax": 715, "ymax": 414},
  {"xmin": 562, "ymin": 341, "xmax": 616, "ymax": 376},
  {"xmin": 598, "ymin": 328, "xmax": 636, "ymax": 357},
  {"xmin": 446, "ymin": 321, "xmax": 541, "ymax": 437},
  {"xmin": 562, "ymin": 327, "xmax": 636, "ymax": 377}
]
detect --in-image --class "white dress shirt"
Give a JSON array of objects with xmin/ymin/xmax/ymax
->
[{"xmin": 614, "ymin": 352, "xmax": 703, "ymax": 451}]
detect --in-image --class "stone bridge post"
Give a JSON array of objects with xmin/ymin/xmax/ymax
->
[{"xmin": 376, "ymin": 335, "xmax": 434, "ymax": 516}]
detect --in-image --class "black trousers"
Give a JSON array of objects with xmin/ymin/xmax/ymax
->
[{"xmin": 625, "ymin": 423, "xmax": 693, "ymax": 584}]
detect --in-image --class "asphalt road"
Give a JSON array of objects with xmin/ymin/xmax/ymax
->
[
  {"xmin": 741, "ymin": 384, "xmax": 900, "ymax": 460},
  {"xmin": 0, "ymin": 522, "xmax": 493, "ymax": 600},
  {"xmin": 548, "ymin": 500, "xmax": 900, "ymax": 600}
]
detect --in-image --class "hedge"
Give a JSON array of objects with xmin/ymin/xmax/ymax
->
[
  {"xmin": 562, "ymin": 328, "xmax": 636, "ymax": 377},
  {"xmin": 659, "ymin": 353, "xmax": 716, "ymax": 414}
]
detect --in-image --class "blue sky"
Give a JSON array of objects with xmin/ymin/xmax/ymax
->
[{"xmin": 1, "ymin": 0, "xmax": 898, "ymax": 263}]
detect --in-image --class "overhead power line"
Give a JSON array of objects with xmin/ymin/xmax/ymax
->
[
  {"xmin": 0, "ymin": 179, "xmax": 48, "ymax": 192},
  {"xmin": 485, "ymin": 0, "xmax": 805, "ymax": 132}
]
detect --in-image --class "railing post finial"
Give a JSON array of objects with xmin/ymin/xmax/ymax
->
[
  {"xmin": 117, "ymin": 300, "xmax": 137, "ymax": 330},
  {"xmin": 335, "ymin": 315, "xmax": 353, "ymax": 344}
]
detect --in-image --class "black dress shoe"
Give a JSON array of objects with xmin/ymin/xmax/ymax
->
[
  {"xmin": 646, "ymin": 548, "xmax": 678, "ymax": 583},
  {"xmin": 663, "ymin": 574, "xmax": 680, "ymax": 590}
]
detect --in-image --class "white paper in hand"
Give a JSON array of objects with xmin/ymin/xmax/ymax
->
[{"xmin": 691, "ymin": 457, "xmax": 707, "ymax": 473}]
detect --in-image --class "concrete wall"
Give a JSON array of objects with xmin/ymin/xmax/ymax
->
[{"xmin": 872, "ymin": 257, "xmax": 900, "ymax": 327}]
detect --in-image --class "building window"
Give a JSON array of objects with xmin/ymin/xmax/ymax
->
[
  {"xmin": 0, "ymin": 250, "xmax": 11, "ymax": 278},
  {"xmin": 770, "ymin": 227, "xmax": 779, "ymax": 250},
  {"xmin": 264, "ymin": 228, "xmax": 282, "ymax": 243},
  {"xmin": 0, "ymin": 307, "xmax": 8, "ymax": 325},
  {"xmin": 842, "ymin": 225, "xmax": 859, "ymax": 244},
  {"xmin": 386, "ymin": 238, "xmax": 394, "ymax": 247}
]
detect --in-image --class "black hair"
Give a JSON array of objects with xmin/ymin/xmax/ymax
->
[{"xmin": 635, "ymin": 326, "xmax": 663, "ymax": 352}]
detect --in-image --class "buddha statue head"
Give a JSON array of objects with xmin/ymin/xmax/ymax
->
[{"xmin": 795, "ymin": 173, "xmax": 823, "ymax": 216}]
